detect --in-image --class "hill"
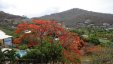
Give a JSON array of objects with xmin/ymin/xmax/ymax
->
[
  {"xmin": 33, "ymin": 8, "xmax": 113, "ymax": 28},
  {"xmin": 0, "ymin": 11, "xmax": 27, "ymax": 29}
]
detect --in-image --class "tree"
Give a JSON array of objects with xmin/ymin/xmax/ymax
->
[
  {"xmin": 23, "ymin": 40, "xmax": 63, "ymax": 63},
  {"xmin": 13, "ymin": 20, "xmax": 86, "ymax": 63}
]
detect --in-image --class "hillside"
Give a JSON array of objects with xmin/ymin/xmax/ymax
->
[
  {"xmin": 0, "ymin": 11, "xmax": 26, "ymax": 29},
  {"xmin": 33, "ymin": 8, "xmax": 113, "ymax": 28}
]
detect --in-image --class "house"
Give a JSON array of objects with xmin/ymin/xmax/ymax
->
[{"xmin": 0, "ymin": 30, "xmax": 12, "ymax": 47}]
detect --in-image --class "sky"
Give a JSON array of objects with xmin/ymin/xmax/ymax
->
[{"xmin": 0, "ymin": 0, "xmax": 113, "ymax": 18}]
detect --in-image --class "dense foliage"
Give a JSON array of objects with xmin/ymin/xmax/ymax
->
[
  {"xmin": 70, "ymin": 27, "xmax": 113, "ymax": 46},
  {"xmin": 23, "ymin": 41, "xmax": 63, "ymax": 63},
  {"xmin": 13, "ymin": 20, "xmax": 85, "ymax": 63}
]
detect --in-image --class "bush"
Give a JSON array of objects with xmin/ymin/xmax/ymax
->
[
  {"xmin": 3, "ymin": 49, "xmax": 16, "ymax": 60},
  {"xmin": 99, "ymin": 39, "xmax": 112, "ymax": 46},
  {"xmin": 19, "ymin": 44, "xmax": 27, "ymax": 50},
  {"xmin": 14, "ymin": 20, "xmax": 85, "ymax": 63},
  {"xmin": 89, "ymin": 38, "xmax": 100, "ymax": 45},
  {"xmin": 22, "ymin": 41, "xmax": 63, "ymax": 63}
]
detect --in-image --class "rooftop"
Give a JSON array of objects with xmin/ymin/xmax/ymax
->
[{"xmin": 0, "ymin": 30, "xmax": 12, "ymax": 39}]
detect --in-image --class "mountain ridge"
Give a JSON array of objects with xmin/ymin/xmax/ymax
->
[
  {"xmin": 33, "ymin": 8, "xmax": 113, "ymax": 28},
  {"xmin": 0, "ymin": 11, "xmax": 27, "ymax": 29}
]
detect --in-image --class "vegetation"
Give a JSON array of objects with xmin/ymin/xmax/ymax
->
[
  {"xmin": 71, "ymin": 27, "xmax": 113, "ymax": 64},
  {"xmin": 0, "ymin": 8, "xmax": 113, "ymax": 64},
  {"xmin": 12, "ymin": 20, "xmax": 85, "ymax": 64},
  {"xmin": 70, "ymin": 27, "xmax": 113, "ymax": 46},
  {"xmin": 23, "ymin": 41, "xmax": 63, "ymax": 63}
]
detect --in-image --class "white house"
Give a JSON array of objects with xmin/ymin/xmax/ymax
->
[{"xmin": 0, "ymin": 30, "xmax": 12, "ymax": 47}]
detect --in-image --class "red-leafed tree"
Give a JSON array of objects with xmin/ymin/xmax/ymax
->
[{"xmin": 13, "ymin": 20, "xmax": 86, "ymax": 63}]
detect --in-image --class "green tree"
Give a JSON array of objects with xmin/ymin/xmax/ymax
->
[{"xmin": 23, "ymin": 40, "xmax": 63, "ymax": 63}]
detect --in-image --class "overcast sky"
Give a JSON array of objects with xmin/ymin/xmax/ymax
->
[{"xmin": 0, "ymin": 0, "xmax": 113, "ymax": 18}]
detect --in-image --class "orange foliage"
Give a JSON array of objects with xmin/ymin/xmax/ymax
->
[
  {"xmin": 13, "ymin": 38, "xmax": 21, "ymax": 44},
  {"xmin": 14, "ymin": 20, "xmax": 86, "ymax": 63}
]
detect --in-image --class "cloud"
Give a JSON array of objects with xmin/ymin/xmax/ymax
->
[
  {"xmin": 0, "ymin": 0, "xmax": 113, "ymax": 17},
  {"xmin": 0, "ymin": 0, "xmax": 61, "ymax": 17},
  {"xmin": 0, "ymin": 1, "xmax": 8, "ymax": 10}
]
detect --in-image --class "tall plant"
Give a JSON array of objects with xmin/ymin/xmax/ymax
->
[{"xmin": 13, "ymin": 20, "xmax": 86, "ymax": 63}]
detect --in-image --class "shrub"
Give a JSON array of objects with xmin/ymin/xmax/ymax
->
[
  {"xmin": 89, "ymin": 38, "xmax": 100, "ymax": 45},
  {"xmin": 23, "ymin": 41, "xmax": 63, "ymax": 63},
  {"xmin": 14, "ymin": 20, "xmax": 86, "ymax": 63}
]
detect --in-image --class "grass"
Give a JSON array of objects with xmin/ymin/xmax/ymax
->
[
  {"xmin": 0, "ymin": 26, "xmax": 18, "ymax": 38},
  {"xmin": 81, "ymin": 45, "xmax": 113, "ymax": 64}
]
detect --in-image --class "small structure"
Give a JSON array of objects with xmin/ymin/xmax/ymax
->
[{"xmin": 0, "ymin": 30, "xmax": 12, "ymax": 47}]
